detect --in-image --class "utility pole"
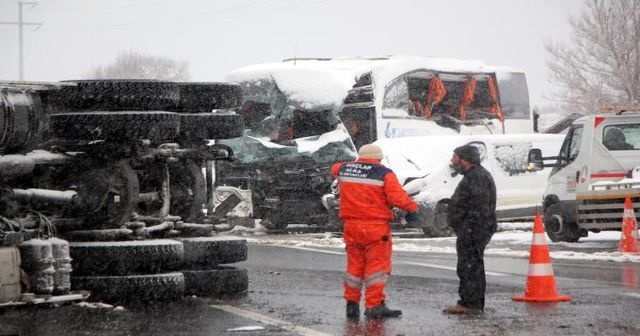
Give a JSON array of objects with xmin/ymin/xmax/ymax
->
[{"xmin": 0, "ymin": 2, "xmax": 41, "ymax": 80}]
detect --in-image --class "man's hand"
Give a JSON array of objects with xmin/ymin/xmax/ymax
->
[{"xmin": 405, "ymin": 211, "xmax": 420, "ymax": 224}]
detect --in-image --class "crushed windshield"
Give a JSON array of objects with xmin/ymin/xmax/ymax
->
[
  {"xmin": 237, "ymin": 78, "xmax": 341, "ymax": 141},
  {"xmin": 220, "ymin": 78, "xmax": 357, "ymax": 166}
]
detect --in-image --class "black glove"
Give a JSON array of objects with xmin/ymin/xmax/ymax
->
[{"xmin": 405, "ymin": 211, "xmax": 420, "ymax": 224}]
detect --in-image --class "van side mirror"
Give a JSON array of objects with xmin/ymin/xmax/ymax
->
[{"xmin": 526, "ymin": 148, "xmax": 544, "ymax": 172}]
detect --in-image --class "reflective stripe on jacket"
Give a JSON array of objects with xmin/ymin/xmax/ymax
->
[{"xmin": 331, "ymin": 158, "xmax": 418, "ymax": 221}]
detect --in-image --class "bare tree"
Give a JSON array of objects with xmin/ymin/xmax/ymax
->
[
  {"xmin": 84, "ymin": 50, "xmax": 190, "ymax": 81},
  {"xmin": 545, "ymin": 0, "xmax": 640, "ymax": 114}
]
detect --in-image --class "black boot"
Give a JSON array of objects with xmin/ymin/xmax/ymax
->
[
  {"xmin": 346, "ymin": 301, "xmax": 360, "ymax": 318},
  {"xmin": 364, "ymin": 302, "xmax": 402, "ymax": 319}
]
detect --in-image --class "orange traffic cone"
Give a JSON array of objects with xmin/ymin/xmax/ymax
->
[
  {"xmin": 512, "ymin": 212, "xmax": 571, "ymax": 302},
  {"xmin": 618, "ymin": 195, "xmax": 640, "ymax": 254}
]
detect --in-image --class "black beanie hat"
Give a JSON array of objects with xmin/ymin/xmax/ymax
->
[{"xmin": 454, "ymin": 144, "xmax": 481, "ymax": 165}]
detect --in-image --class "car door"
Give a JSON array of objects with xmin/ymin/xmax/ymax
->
[{"xmin": 546, "ymin": 123, "xmax": 586, "ymax": 202}]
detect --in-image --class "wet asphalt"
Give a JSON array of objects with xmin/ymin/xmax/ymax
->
[{"xmin": 1, "ymin": 231, "xmax": 640, "ymax": 336}]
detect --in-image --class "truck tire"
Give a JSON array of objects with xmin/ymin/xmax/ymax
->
[
  {"xmin": 0, "ymin": 88, "xmax": 47, "ymax": 154},
  {"xmin": 64, "ymin": 160, "xmax": 139, "ymax": 231},
  {"xmin": 40, "ymin": 79, "xmax": 179, "ymax": 112},
  {"xmin": 182, "ymin": 266, "xmax": 248, "ymax": 297},
  {"xmin": 175, "ymin": 82, "xmax": 242, "ymax": 112},
  {"xmin": 70, "ymin": 240, "xmax": 183, "ymax": 276},
  {"xmin": 71, "ymin": 272, "xmax": 184, "ymax": 303},
  {"xmin": 49, "ymin": 111, "xmax": 179, "ymax": 142},
  {"xmin": 421, "ymin": 201, "xmax": 454, "ymax": 237},
  {"xmin": 178, "ymin": 112, "xmax": 244, "ymax": 140},
  {"xmin": 544, "ymin": 203, "xmax": 582, "ymax": 242},
  {"xmin": 176, "ymin": 237, "xmax": 247, "ymax": 269}
]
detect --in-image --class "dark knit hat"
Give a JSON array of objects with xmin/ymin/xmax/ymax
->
[{"xmin": 454, "ymin": 144, "xmax": 481, "ymax": 165}]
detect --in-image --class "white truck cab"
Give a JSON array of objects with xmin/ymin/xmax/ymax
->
[{"xmin": 529, "ymin": 108, "xmax": 640, "ymax": 242}]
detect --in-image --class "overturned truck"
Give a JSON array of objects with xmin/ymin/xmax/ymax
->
[{"xmin": 0, "ymin": 80, "xmax": 248, "ymax": 304}]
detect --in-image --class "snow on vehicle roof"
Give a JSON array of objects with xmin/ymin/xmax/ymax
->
[
  {"xmin": 226, "ymin": 55, "xmax": 523, "ymax": 108},
  {"xmin": 226, "ymin": 61, "xmax": 359, "ymax": 108}
]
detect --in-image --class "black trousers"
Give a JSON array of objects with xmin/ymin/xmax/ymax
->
[{"xmin": 455, "ymin": 231, "xmax": 493, "ymax": 310}]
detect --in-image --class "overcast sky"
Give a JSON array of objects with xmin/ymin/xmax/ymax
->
[{"xmin": 0, "ymin": 0, "xmax": 585, "ymax": 108}]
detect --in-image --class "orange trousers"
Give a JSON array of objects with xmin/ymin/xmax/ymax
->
[{"xmin": 343, "ymin": 219, "xmax": 392, "ymax": 308}]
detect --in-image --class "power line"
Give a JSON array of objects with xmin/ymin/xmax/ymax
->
[
  {"xmin": 37, "ymin": 0, "xmax": 330, "ymax": 33},
  {"xmin": 0, "ymin": 1, "xmax": 42, "ymax": 80}
]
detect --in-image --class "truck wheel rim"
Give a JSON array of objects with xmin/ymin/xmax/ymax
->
[{"xmin": 550, "ymin": 214, "xmax": 564, "ymax": 235}]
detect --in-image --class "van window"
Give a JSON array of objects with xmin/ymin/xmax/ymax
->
[
  {"xmin": 494, "ymin": 142, "xmax": 531, "ymax": 176},
  {"xmin": 381, "ymin": 70, "xmax": 505, "ymax": 122},
  {"xmin": 552, "ymin": 125, "xmax": 583, "ymax": 175},
  {"xmin": 602, "ymin": 124, "xmax": 640, "ymax": 150},
  {"xmin": 495, "ymin": 72, "xmax": 530, "ymax": 119},
  {"xmin": 382, "ymin": 76, "xmax": 410, "ymax": 116}
]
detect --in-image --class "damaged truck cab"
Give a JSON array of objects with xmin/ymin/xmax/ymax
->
[{"xmin": 215, "ymin": 69, "xmax": 357, "ymax": 230}]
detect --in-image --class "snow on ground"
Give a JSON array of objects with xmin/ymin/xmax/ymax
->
[{"xmin": 226, "ymin": 221, "xmax": 640, "ymax": 263}]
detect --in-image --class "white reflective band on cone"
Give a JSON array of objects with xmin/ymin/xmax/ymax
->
[
  {"xmin": 532, "ymin": 233, "xmax": 547, "ymax": 245},
  {"xmin": 528, "ymin": 263, "xmax": 554, "ymax": 276}
]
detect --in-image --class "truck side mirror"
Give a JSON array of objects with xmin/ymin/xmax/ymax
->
[{"xmin": 526, "ymin": 148, "xmax": 544, "ymax": 172}]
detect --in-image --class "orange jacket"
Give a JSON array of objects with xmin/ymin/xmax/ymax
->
[{"xmin": 331, "ymin": 158, "xmax": 418, "ymax": 221}]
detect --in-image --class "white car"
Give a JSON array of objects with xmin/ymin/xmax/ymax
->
[{"xmin": 324, "ymin": 134, "xmax": 564, "ymax": 236}]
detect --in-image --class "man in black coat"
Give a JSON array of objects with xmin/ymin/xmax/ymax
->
[{"xmin": 443, "ymin": 144, "xmax": 497, "ymax": 314}]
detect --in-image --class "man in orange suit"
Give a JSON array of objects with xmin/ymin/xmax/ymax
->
[{"xmin": 332, "ymin": 143, "xmax": 418, "ymax": 319}]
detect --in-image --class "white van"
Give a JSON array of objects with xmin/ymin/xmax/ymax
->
[
  {"xmin": 228, "ymin": 56, "xmax": 534, "ymax": 145},
  {"xmin": 224, "ymin": 55, "xmax": 535, "ymax": 230},
  {"xmin": 323, "ymin": 134, "xmax": 564, "ymax": 236},
  {"xmin": 528, "ymin": 109, "xmax": 640, "ymax": 242}
]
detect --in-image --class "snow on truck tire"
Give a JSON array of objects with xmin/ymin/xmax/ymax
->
[
  {"xmin": 49, "ymin": 111, "xmax": 180, "ymax": 142},
  {"xmin": 70, "ymin": 240, "xmax": 183, "ymax": 276},
  {"xmin": 40, "ymin": 79, "xmax": 180, "ymax": 112},
  {"xmin": 174, "ymin": 82, "xmax": 243, "ymax": 112},
  {"xmin": 182, "ymin": 266, "xmax": 248, "ymax": 297},
  {"xmin": 71, "ymin": 272, "xmax": 185, "ymax": 303},
  {"xmin": 175, "ymin": 237, "xmax": 247, "ymax": 269}
]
